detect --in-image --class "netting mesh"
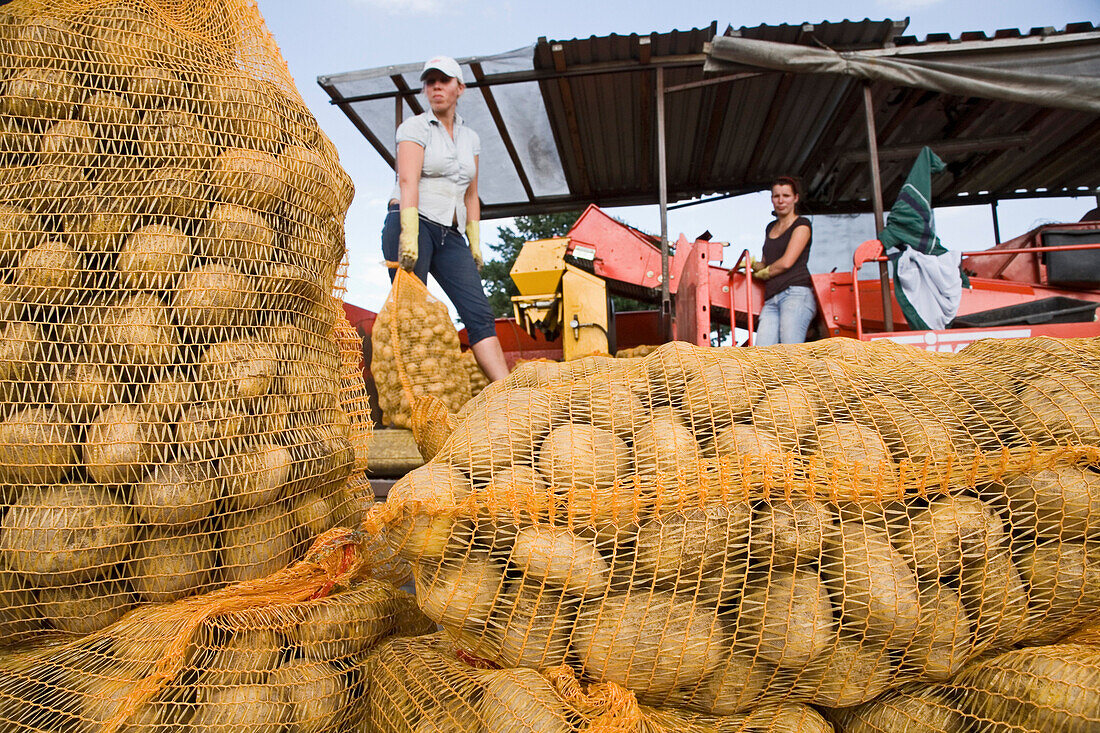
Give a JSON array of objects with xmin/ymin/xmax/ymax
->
[
  {"xmin": 0, "ymin": 529, "xmax": 429, "ymax": 733},
  {"xmin": 461, "ymin": 349, "xmax": 489, "ymax": 398},
  {"xmin": 0, "ymin": 0, "xmax": 371, "ymax": 645},
  {"xmin": 371, "ymin": 268, "xmax": 471, "ymax": 429},
  {"xmin": 365, "ymin": 336, "xmax": 1100, "ymax": 722}
]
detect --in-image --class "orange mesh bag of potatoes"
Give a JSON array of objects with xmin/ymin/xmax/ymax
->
[
  {"xmin": 371, "ymin": 268, "xmax": 471, "ymax": 428},
  {"xmin": 0, "ymin": 528, "xmax": 434, "ymax": 733},
  {"xmin": 365, "ymin": 631, "xmax": 835, "ymax": 733},
  {"xmin": 0, "ymin": 0, "xmax": 372, "ymax": 645},
  {"xmin": 364, "ymin": 336, "xmax": 1100, "ymax": 715},
  {"xmin": 830, "ymin": 628, "xmax": 1100, "ymax": 733}
]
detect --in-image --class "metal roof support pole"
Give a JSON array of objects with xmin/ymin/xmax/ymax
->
[
  {"xmin": 991, "ymin": 199, "xmax": 1002, "ymax": 244},
  {"xmin": 862, "ymin": 82, "xmax": 893, "ymax": 332},
  {"xmin": 657, "ymin": 66, "xmax": 672, "ymax": 341}
]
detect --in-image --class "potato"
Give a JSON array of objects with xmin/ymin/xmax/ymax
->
[
  {"xmin": 0, "ymin": 320, "xmax": 46, "ymax": 405},
  {"xmin": 175, "ymin": 400, "xmax": 250, "ymax": 459},
  {"xmin": 751, "ymin": 381, "xmax": 819, "ymax": 449},
  {"xmin": 681, "ymin": 355, "xmax": 763, "ymax": 437},
  {"xmin": 37, "ymin": 120, "xmax": 92, "ymax": 169},
  {"xmin": 202, "ymin": 71, "xmax": 282, "ymax": 152},
  {"xmin": 474, "ymin": 465, "xmax": 555, "ymax": 523},
  {"xmin": 199, "ymin": 202, "xmax": 277, "ymax": 267},
  {"xmin": 416, "ymin": 557, "xmax": 505, "ymax": 645},
  {"xmin": 81, "ymin": 4, "xmax": 176, "ymax": 81},
  {"xmin": 480, "ymin": 668, "xmax": 574, "ymax": 733},
  {"xmin": 136, "ymin": 105, "xmax": 212, "ymax": 162},
  {"xmin": 1, "ymin": 483, "xmax": 132, "ymax": 585},
  {"xmin": 490, "ymin": 581, "xmax": 575, "ymax": 669},
  {"xmin": 635, "ymin": 505, "xmax": 750, "ymax": 585},
  {"xmin": 271, "ymin": 658, "xmax": 349, "ymax": 733},
  {"xmin": 810, "ymin": 420, "xmax": 892, "ymax": 478},
  {"xmin": 711, "ymin": 422, "xmax": 784, "ymax": 463},
  {"xmin": 1016, "ymin": 540, "xmax": 1100, "ymax": 645},
  {"xmin": 292, "ymin": 581, "xmax": 399, "ymax": 661},
  {"xmin": 10, "ymin": 239, "xmax": 80, "ymax": 307},
  {"xmin": 1002, "ymin": 465, "xmax": 1100, "ymax": 540},
  {"xmin": 795, "ymin": 636, "xmax": 895, "ymax": 707},
  {"xmin": 172, "ymin": 262, "xmax": 256, "ymax": 342},
  {"xmin": 5, "ymin": 14, "xmax": 80, "ymax": 70},
  {"xmin": 144, "ymin": 164, "xmax": 209, "ymax": 219},
  {"xmin": 79, "ymin": 89, "xmax": 139, "ymax": 137},
  {"xmin": 280, "ymin": 144, "xmax": 336, "ymax": 218},
  {"xmin": 574, "ymin": 590, "xmax": 727, "ymax": 702},
  {"xmin": 510, "ymin": 524, "xmax": 609, "ymax": 597},
  {"xmin": 221, "ymin": 443, "xmax": 291, "ymax": 511},
  {"xmin": 79, "ymin": 673, "xmax": 187, "ymax": 733},
  {"xmin": 220, "ymin": 502, "xmax": 296, "ymax": 584},
  {"xmin": 129, "ymin": 527, "xmax": 216, "ymax": 603},
  {"xmin": 633, "ymin": 417, "xmax": 702, "ymax": 486},
  {"xmin": 896, "ymin": 494, "xmax": 1008, "ymax": 581},
  {"xmin": 671, "ymin": 651, "xmax": 771, "ymax": 715},
  {"xmin": 200, "ymin": 627, "xmax": 284, "ymax": 687},
  {"xmin": 198, "ymin": 336, "xmax": 278, "ymax": 404},
  {"xmin": 0, "ymin": 405, "xmax": 77, "ymax": 484},
  {"xmin": 737, "ymin": 567, "xmax": 834, "ymax": 671},
  {"xmin": 83, "ymin": 404, "xmax": 161, "ymax": 485},
  {"xmin": 0, "ymin": 203, "xmax": 44, "ymax": 267},
  {"xmin": 292, "ymin": 489, "xmax": 341, "ymax": 540},
  {"xmin": 750, "ymin": 500, "xmax": 833, "ymax": 567},
  {"xmin": 117, "ymin": 223, "xmax": 191, "ymax": 291},
  {"xmin": 823, "ymin": 521, "xmax": 921, "ymax": 646},
  {"xmin": 559, "ymin": 378, "xmax": 646, "ymax": 441},
  {"xmin": 1, "ymin": 67, "xmax": 77, "ymax": 120},
  {"xmin": 0, "ymin": 571, "xmax": 42, "ymax": 644},
  {"xmin": 958, "ymin": 643, "xmax": 1100, "ymax": 733},
  {"xmin": 51, "ymin": 361, "xmax": 121, "ymax": 425},
  {"xmin": 191, "ymin": 683, "xmax": 288, "ymax": 733},
  {"xmin": 903, "ymin": 585, "xmax": 973, "ymax": 681},
  {"xmin": 538, "ymin": 423, "xmax": 630, "ymax": 517},
  {"xmin": 960, "ymin": 552, "xmax": 1029, "ymax": 651},
  {"xmin": 99, "ymin": 293, "xmax": 180, "ymax": 370},
  {"xmin": 834, "ymin": 686, "xmax": 970, "ymax": 733},
  {"xmin": 1014, "ymin": 372, "xmax": 1100, "ymax": 445},
  {"xmin": 38, "ymin": 578, "xmax": 132, "ymax": 635},
  {"xmin": 64, "ymin": 197, "xmax": 134, "ymax": 254},
  {"xmin": 211, "ymin": 147, "xmax": 286, "ymax": 211},
  {"xmin": 440, "ymin": 388, "xmax": 555, "ymax": 478},
  {"xmin": 385, "ymin": 463, "xmax": 474, "ymax": 561}
]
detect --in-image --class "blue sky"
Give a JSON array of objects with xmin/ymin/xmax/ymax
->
[{"xmin": 257, "ymin": 0, "xmax": 1099, "ymax": 313}]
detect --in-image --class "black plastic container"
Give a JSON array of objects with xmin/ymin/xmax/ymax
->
[
  {"xmin": 951, "ymin": 296, "xmax": 1099, "ymax": 328},
  {"xmin": 1041, "ymin": 228, "xmax": 1100, "ymax": 286}
]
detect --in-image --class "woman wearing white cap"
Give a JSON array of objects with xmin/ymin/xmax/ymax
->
[{"xmin": 382, "ymin": 55, "xmax": 509, "ymax": 381}]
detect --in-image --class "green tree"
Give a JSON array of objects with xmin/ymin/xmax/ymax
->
[{"xmin": 483, "ymin": 211, "xmax": 580, "ymax": 318}]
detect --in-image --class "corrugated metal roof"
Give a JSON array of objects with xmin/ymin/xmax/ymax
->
[{"xmin": 319, "ymin": 19, "xmax": 1100, "ymax": 219}]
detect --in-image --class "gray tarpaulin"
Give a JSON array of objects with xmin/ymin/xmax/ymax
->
[{"xmin": 705, "ymin": 33, "xmax": 1100, "ymax": 114}]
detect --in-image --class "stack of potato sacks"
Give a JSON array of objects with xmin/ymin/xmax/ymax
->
[
  {"xmin": 367, "ymin": 336, "xmax": 1100, "ymax": 731},
  {"xmin": 372, "ymin": 268, "xmax": 471, "ymax": 428},
  {"xmin": 0, "ymin": 0, "xmax": 391, "ymax": 728}
]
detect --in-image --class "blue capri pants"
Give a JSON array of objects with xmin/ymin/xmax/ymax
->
[{"xmin": 381, "ymin": 204, "xmax": 498, "ymax": 345}]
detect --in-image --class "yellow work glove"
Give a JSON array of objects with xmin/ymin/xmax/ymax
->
[
  {"xmin": 398, "ymin": 207, "xmax": 419, "ymax": 270},
  {"xmin": 754, "ymin": 265, "xmax": 773, "ymax": 280},
  {"xmin": 465, "ymin": 219, "xmax": 483, "ymax": 270}
]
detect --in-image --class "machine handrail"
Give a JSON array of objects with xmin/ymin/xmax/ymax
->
[
  {"xmin": 729, "ymin": 249, "xmax": 754, "ymax": 344},
  {"xmin": 850, "ymin": 239, "xmax": 1100, "ymax": 340}
]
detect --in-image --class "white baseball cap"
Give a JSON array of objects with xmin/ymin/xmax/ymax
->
[{"xmin": 420, "ymin": 55, "xmax": 464, "ymax": 84}]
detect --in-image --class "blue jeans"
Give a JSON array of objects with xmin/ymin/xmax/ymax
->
[
  {"xmin": 755, "ymin": 285, "xmax": 817, "ymax": 346},
  {"xmin": 381, "ymin": 206, "xmax": 498, "ymax": 345}
]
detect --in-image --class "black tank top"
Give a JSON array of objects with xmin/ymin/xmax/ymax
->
[{"xmin": 762, "ymin": 216, "xmax": 813, "ymax": 300}]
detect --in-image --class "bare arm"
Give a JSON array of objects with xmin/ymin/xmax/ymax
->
[
  {"xmin": 464, "ymin": 155, "xmax": 480, "ymax": 221},
  {"xmin": 762, "ymin": 224, "xmax": 811, "ymax": 277},
  {"xmin": 396, "ymin": 140, "xmax": 424, "ymax": 209}
]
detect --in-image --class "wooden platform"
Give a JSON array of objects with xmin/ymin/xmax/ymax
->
[{"xmin": 366, "ymin": 428, "xmax": 424, "ymax": 479}]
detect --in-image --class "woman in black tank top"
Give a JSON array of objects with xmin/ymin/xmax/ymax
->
[{"xmin": 751, "ymin": 176, "xmax": 818, "ymax": 345}]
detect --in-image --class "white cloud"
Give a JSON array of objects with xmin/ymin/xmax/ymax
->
[{"xmin": 350, "ymin": 0, "xmax": 454, "ymax": 15}]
